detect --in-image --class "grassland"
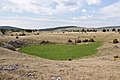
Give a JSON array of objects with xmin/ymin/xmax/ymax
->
[{"xmin": 19, "ymin": 42, "xmax": 101, "ymax": 60}]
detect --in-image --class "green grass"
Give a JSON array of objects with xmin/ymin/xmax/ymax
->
[{"xmin": 19, "ymin": 42, "xmax": 101, "ymax": 60}]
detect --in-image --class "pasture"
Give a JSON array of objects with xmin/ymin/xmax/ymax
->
[{"xmin": 19, "ymin": 42, "xmax": 101, "ymax": 60}]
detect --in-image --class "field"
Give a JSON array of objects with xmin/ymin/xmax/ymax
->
[
  {"xmin": 19, "ymin": 42, "xmax": 101, "ymax": 60},
  {"xmin": 0, "ymin": 32, "xmax": 120, "ymax": 80}
]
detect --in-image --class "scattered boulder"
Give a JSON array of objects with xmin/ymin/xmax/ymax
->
[
  {"xmin": 51, "ymin": 76, "xmax": 62, "ymax": 80},
  {"xmin": 0, "ymin": 64, "xmax": 19, "ymax": 71},
  {"xmin": 8, "ymin": 40, "xmax": 27, "ymax": 48},
  {"xmin": 113, "ymin": 45, "xmax": 119, "ymax": 48},
  {"xmin": 2, "ymin": 43, "xmax": 16, "ymax": 51}
]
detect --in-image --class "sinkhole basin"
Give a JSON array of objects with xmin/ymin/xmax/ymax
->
[{"xmin": 19, "ymin": 42, "xmax": 101, "ymax": 60}]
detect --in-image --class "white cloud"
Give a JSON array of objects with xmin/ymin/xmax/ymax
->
[
  {"xmin": 86, "ymin": 0, "xmax": 101, "ymax": 5},
  {"xmin": 81, "ymin": 9, "xmax": 87, "ymax": 13},
  {"xmin": 95, "ymin": 1, "xmax": 120, "ymax": 20},
  {"xmin": 0, "ymin": 0, "xmax": 83, "ymax": 15}
]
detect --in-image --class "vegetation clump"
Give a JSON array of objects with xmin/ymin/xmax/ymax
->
[
  {"xmin": 68, "ymin": 39, "xmax": 73, "ymax": 43},
  {"xmin": 114, "ymin": 55, "xmax": 119, "ymax": 58},
  {"xmin": 40, "ymin": 40, "xmax": 50, "ymax": 44},
  {"xmin": 89, "ymin": 38, "xmax": 95, "ymax": 42},
  {"xmin": 68, "ymin": 58, "xmax": 72, "ymax": 61},
  {"xmin": 75, "ymin": 40, "xmax": 81, "ymax": 43},
  {"xmin": 82, "ymin": 39, "xmax": 88, "ymax": 43},
  {"xmin": 113, "ymin": 39, "xmax": 119, "ymax": 44},
  {"xmin": 16, "ymin": 36, "xmax": 19, "ymax": 39}
]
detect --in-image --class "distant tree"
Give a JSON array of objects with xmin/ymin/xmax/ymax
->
[
  {"xmin": 0, "ymin": 29, "xmax": 7, "ymax": 35},
  {"xmin": 102, "ymin": 29, "xmax": 106, "ymax": 32},
  {"xmin": 112, "ymin": 28, "xmax": 116, "ymax": 32},
  {"xmin": 117, "ymin": 29, "xmax": 120, "ymax": 32},
  {"xmin": 81, "ymin": 28, "xmax": 86, "ymax": 33},
  {"xmin": 93, "ymin": 29, "xmax": 97, "ymax": 32},
  {"xmin": 87, "ymin": 29, "xmax": 90, "ymax": 32},
  {"xmin": 107, "ymin": 29, "xmax": 109, "ymax": 32},
  {"xmin": 25, "ymin": 29, "xmax": 33, "ymax": 33}
]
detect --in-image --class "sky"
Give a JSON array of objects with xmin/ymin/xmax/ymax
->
[{"xmin": 0, "ymin": 0, "xmax": 120, "ymax": 29}]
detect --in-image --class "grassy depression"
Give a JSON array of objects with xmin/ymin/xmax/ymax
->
[{"xmin": 19, "ymin": 42, "xmax": 101, "ymax": 60}]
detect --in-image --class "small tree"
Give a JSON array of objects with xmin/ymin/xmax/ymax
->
[
  {"xmin": 107, "ymin": 29, "xmax": 109, "ymax": 32},
  {"xmin": 112, "ymin": 28, "xmax": 116, "ymax": 32},
  {"xmin": 117, "ymin": 29, "xmax": 120, "ymax": 32},
  {"xmin": 0, "ymin": 29, "xmax": 6, "ymax": 35},
  {"xmin": 102, "ymin": 29, "xmax": 106, "ymax": 32}
]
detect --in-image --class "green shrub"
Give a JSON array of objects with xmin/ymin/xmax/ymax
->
[
  {"xmin": 75, "ymin": 40, "xmax": 81, "ymax": 43},
  {"xmin": 40, "ymin": 40, "xmax": 50, "ymax": 44},
  {"xmin": 113, "ymin": 39, "xmax": 119, "ymax": 44},
  {"xmin": 82, "ymin": 39, "xmax": 88, "ymax": 43},
  {"xmin": 89, "ymin": 39, "xmax": 95, "ymax": 42},
  {"xmin": 68, "ymin": 39, "xmax": 72, "ymax": 43},
  {"xmin": 114, "ymin": 55, "xmax": 119, "ymax": 58}
]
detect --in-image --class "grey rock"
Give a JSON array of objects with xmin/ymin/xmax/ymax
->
[{"xmin": 2, "ymin": 43, "xmax": 16, "ymax": 51}]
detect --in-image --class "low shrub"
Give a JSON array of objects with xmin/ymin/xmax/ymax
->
[
  {"xmin": 11, "ymin": 34, "xmax": 14, "ymax": 36},
  {"xmin": 68, "ymin": 58, "xmax": 72, "ymax": 61},
  {"xmin": 82, "ymin": 39, "xmax": 88, "ymax": 43},
  {"xmin": 16, "ymin": 36, "xmax": 19, "ymax": 39},
  {"xmin": 19, "ymin": 33, "xmax": 26, "ymax": 36},
  {"xmin": 114, "ymin": 55, "xmax": 119, "ymax": 58},
  {"xmin": 75, "ymin": 40, "xmax": 81, "ymax": 43},
  {"xmin": 68, "ymin": 39, "xmax": 72, "ymax": 43},
  {"xmin": 113, "ymin": 39, "xmax": 119, "ymax": 44},
  {"xmin": 89, "ymin": 38, "xmax": 95, "ymax": 42},
  {"xmin": 40, "ymin": 40, "xmax": 50, "ymax": 44}
]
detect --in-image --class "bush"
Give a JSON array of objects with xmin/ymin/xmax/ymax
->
[
  {"xmin": 68, "ymin": 39, "xmax": 72, "ymax": 43},
  {"xmin": 82, "ymin": 39, "xmax": 88, "ymax": 43},
  {"xmin": 89, "ymin": 38, "xmax": 95, "ymax": 42},
  {"xmin": 40, "ymin": 40, "xmax": 50, "ymax": 44},
  {"xmin": 102, "ymin": 29, "xmax": 106, "ymax": 32},
  {"xmin": 113, "ymin": 39, "xmax": 119, "ymax": 44},
  {"xmin": 114, "ymin": 55, "xmax": 119, "ymax": 58},
  {"xmin": 19, "ymin": 33, "xmax": 26, "ymax": 36},
  {"xmin": 75, "ymin": 40, "xmax": 81, "ymax": 43},
  {"xmin": 16, "ymin": 36, "xmax": 19, "ymax": 39},
  {"xmin": 68, "ymin": 58, "xmax": 72, "ymax": 61},
  {"xmin": 11, "ymin": 34, "xmax": 14, "ymax": 36}
]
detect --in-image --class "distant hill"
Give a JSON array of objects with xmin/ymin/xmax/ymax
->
[
  {"xmin": 96, "ymin": 26, "xmax": 120, "ymax": 29},
  {"xmin": 39, "ymin": 26, "xmax": 84, "ymax": 31},
  {"xmin": 0, "ymin": 26, "xmax": 22, "ymax": 30}
]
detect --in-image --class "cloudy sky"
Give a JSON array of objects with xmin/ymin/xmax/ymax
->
[{"xmin": 0, "ymin": 0, "xmax": 120, "ymax": 29}]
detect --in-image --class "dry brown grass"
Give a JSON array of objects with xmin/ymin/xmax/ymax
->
[{"xmin": 0, "ymin": 32, "xmax": 120, "ymax": 80}]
